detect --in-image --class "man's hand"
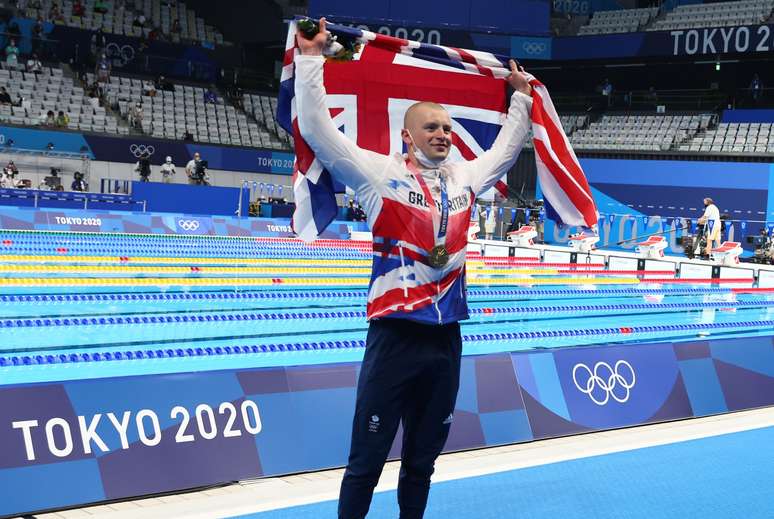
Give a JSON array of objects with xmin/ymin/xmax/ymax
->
[
  {"xmin": 296, "ymin": 17, "xmax": 329, "ymax": 56},
  {"xmin": 507, "ymin": 59, "xmax": 532, "ymax": 97}
]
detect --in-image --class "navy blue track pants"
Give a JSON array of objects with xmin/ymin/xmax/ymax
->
[{"xmin": 338, "ymin": 318, "xmax": 462, "ymax": 519}]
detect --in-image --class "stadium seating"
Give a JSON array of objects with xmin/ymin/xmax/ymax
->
[
  {"xmin": 522, "ymin": 114, "xmax": 588, "ymax": 149},
  {"xmin": 647, "ymin": 0, "xmax": 774, "ymax": 32},
  {"xmin": 0, "ymin": 65, "xmax": 124, "ymax": 134},
  {"xmin": 570, "ymin": 113, "xmax": 713, "ymax": 151},
  {"xmin": 99, "ymin": 72, "xmax": 290, "ymax": 149},
  {"xmin": 22, "ymin": 0, "xmax": 224, "ymax": 45},
  {"xmin": 243, "ymin": 94, "xmax": 293, "ymax": 148},
  {"xmin": 578, "ymin": 7, "xmax": 659, "ymax": 35},
  {"xmin": 680, "ymin": 122, "xmax": 774, "ymax": 154}
]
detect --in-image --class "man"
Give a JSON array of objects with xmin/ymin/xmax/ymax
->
[
  {"xmin": 26, "ymin": 54, "xmax": 42, "ymax": 74},
  {"xmin": 698, "ymin": 197, "xmax": 721, "ymax": 257},
  {"xmin": 71, "ymin": 171, "xmax": 87, "ymax": 192},
  {"xmin": 0, "ymin": 87, "xmax": 12, "ymax": 105},
  {"xmin": 295, "ymin": 19, "xmax": 532, "ymax": 519},
  {"xmin": 160, "ymin": 155, "xmax": 175, "ymax": 183},
  {"xmin": 134, "ymin": 154, "xmax": 151, "ymax": 182},
  {"xmin": 55, "ymin": 110, "xmax": 69, "ymax": 128},
  {"xmin": 185, "ymin": 152, "xmax": 203, "ymax": 185}
]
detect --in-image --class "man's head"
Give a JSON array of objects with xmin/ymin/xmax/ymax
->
[
  {"xmin": 165, "ymin": 156, "xmax": 172, "ymax": 163},
  {"xmin": 194, "ymin": 152, "xmax": 201, "ymax": 161},
  {"xmin": 704, "ymin": 197, "xmax": 714, "ymax": 206},
  {"xmin": 401, "ymin": 102, "xmax": 452, "ymax": 167}
]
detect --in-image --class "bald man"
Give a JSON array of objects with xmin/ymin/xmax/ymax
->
[{"xmin": 296, "ymin": 19, "xmax": 533, "ymax": 519}]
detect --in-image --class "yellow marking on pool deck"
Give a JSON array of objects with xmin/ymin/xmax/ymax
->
[{"xmin": 0, "ymin": 276, "xmax": 642, "ymax": 287}]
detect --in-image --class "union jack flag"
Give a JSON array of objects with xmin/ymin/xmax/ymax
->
[{"xmin": 277, "ymin": 20, "xmax": 596, "ymax": 242}]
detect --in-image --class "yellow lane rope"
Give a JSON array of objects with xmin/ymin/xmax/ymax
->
[{"xmin": 0, "ymin": 276, "xmax": 642, "ymax": 287}]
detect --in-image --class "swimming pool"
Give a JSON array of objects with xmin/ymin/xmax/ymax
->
[
  {"xmin": 0, "ymin": 230, "xmax": 771, "ymax": 386},
  {"xmin": 1, "ymin": 230, "xmax": 773, "ymax": 517}
]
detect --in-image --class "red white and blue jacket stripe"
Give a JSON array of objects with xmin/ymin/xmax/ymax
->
[{"xmin": 294, "ymin": 55, "xmax": 532, "ymax": 324}]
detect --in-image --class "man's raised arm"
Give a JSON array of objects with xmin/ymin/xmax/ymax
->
[
  {"xmin": 294, "ymin": 19, "xmax": 387, "ymax": 192},
  {"xmin": 455, "ymin": 60, "xmax": 533, "ymax": 196}
]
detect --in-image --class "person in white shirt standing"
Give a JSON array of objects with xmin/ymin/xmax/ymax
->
[
  {"xmin": 698, "ymin": 197, "xmax": 721, "ymax": 256},
  {"xmin": 160, "ymin": 156, "xmax": 175, "ymax": 183}
]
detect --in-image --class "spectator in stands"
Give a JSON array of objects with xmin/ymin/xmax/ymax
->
[
  {"xmin": 345, "ymin": 199, "xmax": 356, "ymax": 220},
  {"xmin": 49, "ymin": 3, "xmax": 65, "ymax": 23},
  {"xmin": 142, "ymin": 80, "xmax": 156, "ymax": 97},
  {"xmin": 90, "ymin": 29, "xmax": 107, "ymax": 62},
  {"xmin": 698, "ymin": 197, "xmax": 722, "ymax": 257},
  {"xmin": 0, "ymin": 87, "xmax": 12, "ymax": 105},
  {"xmin": 93, "ymin": 0, "xmax": 108, "ymax": 14},
  {"xmin": 72, "ymin": 0, "xmax": 85, "ymax": 17},
  {"xmin": 182, "ymin": 130, "xmax": 194, "ymax": 142},
  {"xmin": 185, "ymin": 152, "xmax": 203, "ymax": 185},
  {"xmin": 95, "ymin": 53, "xmax": 111, "ymax": 83},
  {"xmin": 134, "ymin": 154, "xmax": 151, "ymax": 182},
  {"xmin": 160, "ymin": 155, "xmax": 175, "ymax": 183},
  {"xmin": 204, "ymin": 88, "xmax": 217, "ymax": 104},
  {"xmin": 601, "ymin": 78, "xmax": 613, "ymax": 107},
  {"xmin": 31, "ymin": 17, "xmax": 45, "ymax": 55},
  {"xmin": 750, "ymin": 74, "xmax": 763, "ymax": 104},
  {"xmin": 13, "ymin": 93, "xmax": 22, "ymax": 107},
  {"xmin": 155, "ymin": 75, "xmax": 174, "ymax": 92},
  {"xmin": 133, "ymin": 12, "xmax": 147, "ymax": 28},
  {"xmin": 55, "ymin": 110, "xmax": 69, "ymax": 128},
  {"xmin": 41, "ymin": 110, "xmax": 55, "ymax": 126},
  {"xmin": 130, "ymin": 102, "xmax": 143, "ymax": 129},
  {"xmin": 171, "ymin": 18, "xmax": 180, "ymax": 34},
  {"xmin": 5, "ymin": 39, "xmax": 19, "ymax": 70},
  {"xmin": 71, "ymin": 171, "xmax": 87, "ymax": 192},
  {"xmin": 26, "ymin": 54, "xmax": 42, "ymax": 74}
]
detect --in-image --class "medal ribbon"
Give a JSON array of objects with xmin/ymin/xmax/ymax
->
[{"xmin": 405, "ymin": 160, "xmax": 449, "ymax": 249}]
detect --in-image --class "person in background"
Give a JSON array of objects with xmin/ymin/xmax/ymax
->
[
  {"xmin": 71, "ymin": 171, "xmax": 87, "ymax": 191},
  {"xmin": 204, "ymin": 88, "xmax": 217, "ymax": 104},
  {"xmin": 5, "ymin": 39, "xmax": 19, "ymax": 70},
  {"xmin": 26, "ymin": 54, "xmax": 43, "ymax": 74},
  {"xmin": 185, "ymin": 152, "xmax": 202, "ymax": 185},
  {"xmin": 484, "ymin": 204, "xmax": 497, "ymax": 240},
  {"xmin": 134, "ymin": 154, "xmax": 151, "ymax": 182},
  {"xmin": 750, "ymin": 74, "xmax": 763, "ymax": 104},
  {"xmin": 130, "ymin": 102, "xmax": 143, "ymax": 129},
  {"xmin": 95, "ymin": 53, "xmax": 111, "ymax": 83},
  {"xmin": 142, "ymin": 79, "xmax": 157, "ymax": 97},
  {"xmin": 72, "ymin": 0, "xmax": 85, "ymax": 17},
  {"xmin": 93, "ymin": 0, "xmax": 108, "ymax": 14},
  {"xmin": 41, "ymin": 110, "xmax": 55, "ymax": 126},
  {"xmin": 0, "ymin": 87, "xmax": 13, "ymax": 105},
  {"xmin": 698, "ymin": 197, "xmax": 722, "ymax": 257},
  {"xmin": 55, "ymin": 110, "xmax": 69, "ymax": 128},
  {"xmin": 160, "ymin": 155, "xmax": 175, "ymax": 183}
]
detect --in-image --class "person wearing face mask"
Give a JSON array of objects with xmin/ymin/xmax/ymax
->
[
  {"xmin": 160, "ymin": 156, "xmax": 175, "ymax": 183},
  {"xmin": 295, "ymin": 19, "xmax": 533, "ymax": 519},
  {"xmin": 698, "ymin": 197, "xmax": 721, "ymax": 257}
]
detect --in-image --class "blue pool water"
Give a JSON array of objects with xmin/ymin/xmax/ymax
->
[{"xmin": 1, "ymin": 231, "xmax": 773, "ymax": 386}]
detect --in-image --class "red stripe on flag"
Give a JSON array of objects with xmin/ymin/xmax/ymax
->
[
  {"xmin": 533, "ymin": 137, "xmax": 596, "ymax": 224},
  {"xmin": 292, "ymin": 119, "xmax": 316, "ymax": 173},
  {"xmin": 495, "ymin": 180, "xmax": 508, "ymax": 199},
  {"xmin": 451, "ymin": 132, "xmax": 476, "ymax": 160},
  {"xmin": 452, "ymin": 47, "xmax": 494, "ymax": 77}
]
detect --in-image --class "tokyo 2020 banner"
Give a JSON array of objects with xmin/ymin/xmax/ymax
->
[{"xmin": 0, "ymin": 335, "xmax": 772, "ymax": 516}]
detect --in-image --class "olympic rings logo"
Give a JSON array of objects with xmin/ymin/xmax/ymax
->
[
  {"xmin": 572, "ymin": 360, "xmax": 636, "ymax": 406},
  {"xmin": 105, "ymin": 43, "xmax": 136, "ymax": 67},
  {"xmin": 130, "ymin": 144, "xmax": 155, "ymax": 158},
  {"xmin": 177, "ymin": 220, "xmax": 200, "ymax": 231},
  {"xmin": 521, "ymin": 42, "xmax": 547, "ymax": 55}
]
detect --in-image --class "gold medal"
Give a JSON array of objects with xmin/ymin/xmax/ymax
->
[{"xmin": 428, "ymin": 245, "xmax": 449, "ymax": 268}]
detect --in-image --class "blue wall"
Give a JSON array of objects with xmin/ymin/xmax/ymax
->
[
  {"xmin": 539, "ymin": 158, "xmax": 774, "ymax": 253},
  {"xmin": 721, "ymin": 110, "xmax": 774, "ymax": 123},
  {"xmin": 309, "ymin": 0, "xmax": 550, "ymax": 35},
  {"xmin": 130, "ymin": 181, "xmax": 250, "ymax": 216}
]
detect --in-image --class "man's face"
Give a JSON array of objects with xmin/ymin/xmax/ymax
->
[
  {"xmin": 194, "ymin": 153, "xmax": 200, "ymax": 161},
  {"xmin": 402, "ymin": 105, "xmax": 452, "ymax": 163}
]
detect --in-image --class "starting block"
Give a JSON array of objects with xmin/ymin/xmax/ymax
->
[
  {"xmin": 636, "ymin": 236, "xmax": 668, "ymax": 259},
  {"xmin": 568, "ymin": 232, "xmax": 599, "ymax": 253},
  {"xmin": 507, "ymin": 225, "xmax": 537, "ymax": 247},
  {"xmin": 710, "ymin": 241, "xmax": 743, "ymax": 266}
]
